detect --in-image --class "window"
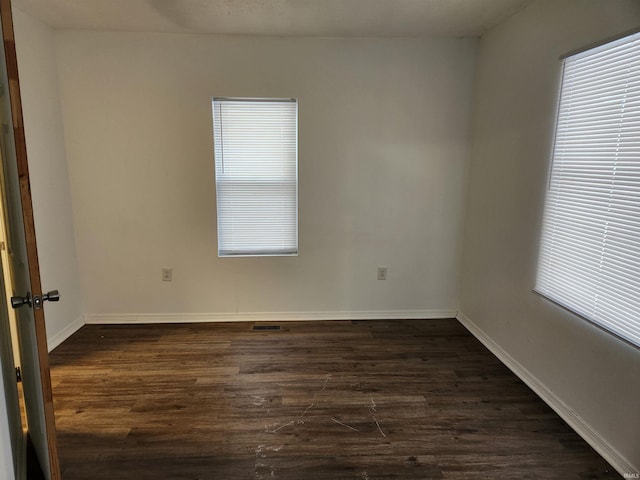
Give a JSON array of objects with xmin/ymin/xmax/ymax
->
[
  {"xmin": 212, "ymin": 98, "xmax": 298, "ymax": 256},
  {"xmin": 536, "ymin": 32, "xmax": 640, "ymax": 347}
]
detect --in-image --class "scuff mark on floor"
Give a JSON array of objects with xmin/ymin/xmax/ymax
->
[
  {"xmin": 265, "ymin": 420, "xmax": 294, "ymax": 433},
  {"xmin": 372, "ymin": 416, "xmax": 386, "ymax": 437},
  {"xmin": 331, "ymin": 417, "xmax": 360, "ymax": 432},
  {"xmin": 254, "ymin": 446, "xmax": 277, "ymax": 479},
  {"xmin": 300, "ymin": 374, "xmax": 332, "ymax": 419},
  {"xmin": 300, "ymin": 394, "xmax": 317, "ymax": 418}
]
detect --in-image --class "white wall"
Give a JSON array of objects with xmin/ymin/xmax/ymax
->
[
  {"xmin": 460, "ymin": 0, "xmax": 640, "ymax": 473},
  {"xmin": 13, "ymin": 9, "xmax": 84, "ymax": 349},
  {"xmin": 54, "ymin": 32, "xmax": 476, "ymax": 320}
]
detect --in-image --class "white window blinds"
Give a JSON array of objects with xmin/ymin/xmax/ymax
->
[
  {"xmin": 536, "ymin": 32, "xmax": 640, "ymax": 347},
  {"xmin": 212, "ymin": 98, "xmax": 298, "ymax": 256}
]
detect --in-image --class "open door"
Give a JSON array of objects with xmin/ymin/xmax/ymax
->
[
  {"xmin": 0, "ymin": 262, "xmax": 22, "ymax": 479},
  {"xmin": 0, "ymin": 0, "xmax": 61, "ymax": 478}
]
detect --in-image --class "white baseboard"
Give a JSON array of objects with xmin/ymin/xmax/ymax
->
[
  {"xmin": 85, "ymin": 309, "xmax": 457, "ymax": 325},
  {"xmin": 456, "ymin": 310, "xmax": 638, "ymax": 477},
  {"xmin": 47, "ymin": 315, "xmax": 85, "ymax": 352}
]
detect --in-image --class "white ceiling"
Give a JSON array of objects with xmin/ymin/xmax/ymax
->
[{"xmin": 13, "ymin": 0, "xmax": 533, "ymax": 37}]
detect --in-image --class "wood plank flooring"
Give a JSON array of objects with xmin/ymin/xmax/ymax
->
[{"xmin": 49, "ymin": 319, "xmax": 620, "ymax": 479}]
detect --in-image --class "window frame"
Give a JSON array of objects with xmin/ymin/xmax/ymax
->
[
  {"xmin": 534, "ymin": 31, "xmax": 640, "ymax": 349},
  {"xmin": 212, "ymin": 97, "xmax": 299, "ymax": 258}
]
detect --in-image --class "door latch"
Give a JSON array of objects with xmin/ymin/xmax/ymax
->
[{"xmin": 33, "ymin": 290, "xmax": 60, "ymax": 310}]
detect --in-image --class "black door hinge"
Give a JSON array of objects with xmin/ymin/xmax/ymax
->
[{"xmin": 15, "ymin": 367, "xmax": 21, "ymax": 383}]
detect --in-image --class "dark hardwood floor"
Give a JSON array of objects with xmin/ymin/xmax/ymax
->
[{"xmin": 49, "ymin": 319, "xmax": 620, "ymax": 479}]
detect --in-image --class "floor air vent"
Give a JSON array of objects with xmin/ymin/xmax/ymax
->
[{"xmin": 253, "ymin": 325, "xmax": 281, "ymax": 331}]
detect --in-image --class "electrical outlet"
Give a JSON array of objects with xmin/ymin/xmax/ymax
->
[
  {"xmin": 377, "ymin": 267, "xmax": 387, "ymax": 280},
  {"xmin": 162, "ymin": 268, "xmax": 172, "ymax": 282}
]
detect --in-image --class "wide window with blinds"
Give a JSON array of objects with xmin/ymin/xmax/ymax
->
[
  {"xmin": 212, "ymin": 98, "xmax": 298, "ymax": 257},
  {"xmin": 536, "ymin": 32, "xmax": 640, "ymax": 347}
]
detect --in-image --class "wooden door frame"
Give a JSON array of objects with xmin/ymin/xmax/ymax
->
[{"xmin": 0, "ymin": 0, "xmax": 61, "ymax": 478}]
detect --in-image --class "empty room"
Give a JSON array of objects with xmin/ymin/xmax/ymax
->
[{"xmin": 0, "ymin": 0, "xmax": 638, "ymax": 478}]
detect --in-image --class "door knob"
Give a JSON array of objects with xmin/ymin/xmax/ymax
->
[
  {"xmin": 11, "ymin": 292, "xmax": 31, "ymax": 309},
  {"xmin": 42, "ymin": 290, "xmax": 60, "ymax": 302},
  {"xmin": 10, "ymin": 290, "xmax": 60, "ymax": 310}
]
